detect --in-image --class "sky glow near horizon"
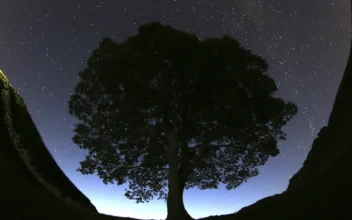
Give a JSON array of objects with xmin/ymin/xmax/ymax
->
[{"xmin": 0, "ymin": 0, "xmax": 351, "ymax": 219}]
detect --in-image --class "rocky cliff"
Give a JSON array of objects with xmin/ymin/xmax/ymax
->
[
  {"xmin": 0, "ymin": 70, "xmax": 99, "ymax": 218},
  {"xmin": 0, "ymin": 70, "xmax": 140, "ymax": 220},
  {"xmin": 287, "ymin": 0, "xmax": 352, "ymax": 190}
]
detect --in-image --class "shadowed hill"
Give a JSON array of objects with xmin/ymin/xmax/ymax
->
[
  {"xmin": 0, "ymin": 70, "xmax": 139, "ymax": 220},
  {"xmin": 0, "ymin": 70, "xmax": 97, "ymax": 212}
]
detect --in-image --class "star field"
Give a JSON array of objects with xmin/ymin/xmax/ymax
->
[{"xmin": 0, "ymin": 0, "xmax": 350, "ymax": 219}]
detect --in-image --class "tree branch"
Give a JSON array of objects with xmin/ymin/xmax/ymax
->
[
  {"xmin": 166, "ymin": 130, "xmax": 179, "ymax": 169},
  {"xmin": 188, "ymin": 142, "xmax": 207, "ymax": 172},
  {"xmin": 180, "ymin": 122, "xmax": 211, "ymax": 179}
]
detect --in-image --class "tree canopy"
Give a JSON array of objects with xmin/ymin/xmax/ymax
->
[{"xmin": 68, "ymin": 22, "xmax": 298, "ymax": 205}]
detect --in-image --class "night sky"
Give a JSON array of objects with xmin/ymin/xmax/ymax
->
[{"xmin": 0, "ymin": 0, "xmax": 350, "ymax": 219}]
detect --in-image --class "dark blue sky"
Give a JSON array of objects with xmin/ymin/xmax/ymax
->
[{"xmin": 0, "ymin": 0, "xmax": 350, "ymax": 219}]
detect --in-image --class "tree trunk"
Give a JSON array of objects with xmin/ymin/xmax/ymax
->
[
  {"xmin": 165, "ymin": 131, "xmax": 193, "ymax": 220},
  {"xmin": 166, "ymin": 173, "xmax": 193, "ymax": 220}
]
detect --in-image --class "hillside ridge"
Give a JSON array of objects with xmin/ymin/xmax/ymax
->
[{"xmin": 0, "ymin": 69, "xmax": 98, "ymax": 213}]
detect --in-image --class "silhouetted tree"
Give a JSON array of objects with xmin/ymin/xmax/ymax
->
[{"xmin": 68, "ymin": 22, "xmax": 298, "ymax": 220}]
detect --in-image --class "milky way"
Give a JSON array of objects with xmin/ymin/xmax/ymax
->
[{"xmin": 0, "ymin": 0, "xmax": 350, "ymax": 219}]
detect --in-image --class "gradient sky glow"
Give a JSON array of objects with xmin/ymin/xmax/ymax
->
[{"xmin": 0, "ymin": 0, "xmax": 351, "ymax": 219}]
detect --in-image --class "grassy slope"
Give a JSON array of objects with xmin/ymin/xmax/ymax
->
[
  {"xmin": 0, "ymin": 71, "xmax": 96, "ymax": 211},
  {"xmin": 0, "ymin": 71, "xmax": 140, "ymax": 220}
]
